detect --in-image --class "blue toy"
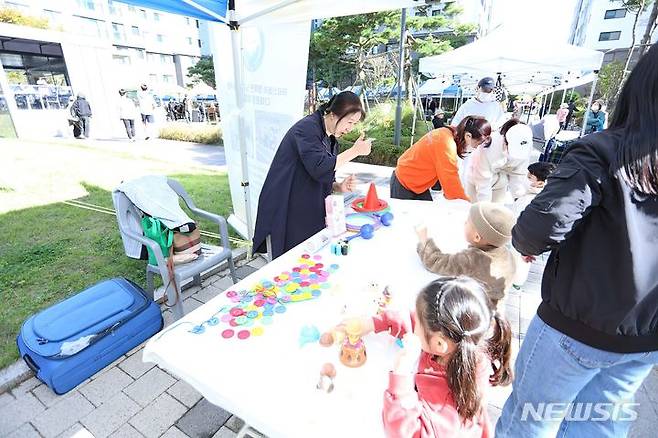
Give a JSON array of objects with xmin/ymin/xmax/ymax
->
[{"xmin": 299, "ymin": 325, "xmax": 321, "ymax": 347}]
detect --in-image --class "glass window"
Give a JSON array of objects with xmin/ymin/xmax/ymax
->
[
  {"xmin": 139, "ymin": 9, "xmax": 147, "ymax": 19},
  {"xmin": 432, "ymin": 10, "xmax": 441, "ymax": 16},
  {"xmin": 0, "ymin": 52, "xmax": 71, "ymax": 110},
  {"xmin": 604, "ymin": 9, "xmax": 627, "ymax": 19},
  {"xmin": 112, "ymin": 23, "xmax": 125, "ymax": 41},
  {"xmin": 186, "ymin": 17, "xmax": 191, "ymax": 25},
  {"xmin": 149, "ymin": 73, "xmax": 158, "ymax": 83},
  {"xmin": 134, "ymin": 49, "xmax": 145, "ymax": 59},
  {"xmin": 76, "ymin": 16, "xmax": 106, "ymax": 38},
  {"xmin": 112, "ymin": 55, "xmax": 130, "ymax": 65},
  {"xmin": 108, "ymin": 0, "xmax": 120, "ymax": 16},
  {"xmin": 154, "ymin": 12, "xmax": 160, "ymax": 21},
  {"xmin": 77, "ymin": 0, "xmax": 96, "ymax": 11},
  {"xmin": 599, "ymin": 31, "xmax": 621, "ymax": 41},
  {"xmin": 43, "ymin": 10, "xmax": 61, "ymax": 24},
  {"xmin": 162, "ymin": 74, "xmax": 173, "ymax": 83},
  {"xmin": 197, "ymin": 39, "xmax": 202, "ymax": 48},
  {"xmin": 156, "ymin": 34, "xmax": 164, "ymax": 43},
  {"xmin": 131, "ymin": 26, "xmax": 139, "ymax": 36},
  {"xmin": 187, "ymin": 37, "xmax": 193, "ymax": 45},
  {"xmin": 128, "ymin": 5, "xmax": 135, "ymax": 13},
  {"xmin": 160, "ymin": 54, "xmax": 167, "ymax": 63}
]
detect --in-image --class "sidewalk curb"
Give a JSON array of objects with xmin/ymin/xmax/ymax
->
[
  {"xmin": 0, "ymin": 360, "xmax": 33, "ymax": 395},
  {"xmin": 0, "ymin": 247, "xmax": 251, "ymax": 394}
]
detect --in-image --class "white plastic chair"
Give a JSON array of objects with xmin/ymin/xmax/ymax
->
[{"xmin": 114, "ymin": 178, "xmax": 237, "ymax": 320}]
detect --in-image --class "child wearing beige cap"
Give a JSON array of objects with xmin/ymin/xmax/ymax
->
[{"xmin": 415, "ymin": 202, "xmax": 519, "ymax": 309}]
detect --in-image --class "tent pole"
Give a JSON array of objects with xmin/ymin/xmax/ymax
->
[
  {"xmin": 393, "ymin": 8, "xmax": 407, "ymax": 147},
  {"xmin": 560, "ymin": 88, "xmax": 566, "ymax": 104},
  {"xmin": 228, "ymin": 1, "xmax": 254, "ymax": 240},
  {"xmin": 580, "ymin": 70, "xmax": 599, "ymax": 137},
  {"xmin": 548, "ymin": 89, "xmax": 555, "ymax": 114},
  {"xmin": 438, "ymin": 94, "xmax": 443, "ymax": 111}
]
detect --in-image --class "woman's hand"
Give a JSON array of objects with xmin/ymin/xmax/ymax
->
[
  {"xmin": 351, "ymin": 133, "xmax": 372, "ymax": 156},
  {"xmin": 415, "ymin": 224, "xmax": 429, "ymax": 244},
  {"xmin": 394, "ymin": 333, "xmax": 422, "ymax": 374},
  {"xmin": 338, "ymin": 175, "xmax": 357, "ymax": 193}
]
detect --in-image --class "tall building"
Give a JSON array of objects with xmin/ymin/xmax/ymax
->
[
  {"xmin": 1, "ymin": 0, "xmax": 205, "ymax": 89},
  {"xmin": 570, "ymin": 0, "xmax": 658, "ymax": 65}
]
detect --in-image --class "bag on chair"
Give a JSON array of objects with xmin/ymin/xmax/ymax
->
[
  {"xmin": 172, "ymin": 223, "xmax": 201, "ymax": 265},
  {"xmin": 141, "ymin": 216, "xmax": 173, "ymax": 266}
]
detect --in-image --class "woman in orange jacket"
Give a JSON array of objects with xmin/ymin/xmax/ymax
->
[{"xmin": 390, "ymin": 116, "xmax": 492, "ymax": 201}]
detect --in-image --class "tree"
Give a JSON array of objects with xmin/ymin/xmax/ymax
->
[
  {"xmin": 595, "ymin": 61, "xmax": 624, "ymax": 108},
  {"xmin": 309, "ymin": 12, "xmax": 395, "ymax": 88},
  {"xmin": 621, "ymin": 1, "xmax": 651, "ymax": 74},
  {"xmin": 637, "ymin": 0, "xmax": 658, "ymax": 58},
  {"xmin": 187, "ymin": 56, "xmax": 215, "ymax": 88},
  {"xmin": 308, "ymin": 2, "xmax": 476, "ymax": 90},
  {"xmin": 0, "ymin": 7, "xmax": 49, "ymax": 29}
]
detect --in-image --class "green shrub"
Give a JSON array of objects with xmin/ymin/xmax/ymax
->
[
  {"xmin": 158, "ymin": 122, "xmax": 222, "ymax": 145},
  {"xmin": 339, "ymin": 101, "xmax": 431, "ymax": 167},
  {"xmin": 0, "ymin": 8, "xmax": 49, "ymax": 29}
]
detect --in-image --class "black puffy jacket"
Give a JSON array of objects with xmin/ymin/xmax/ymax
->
[{"xmin": 513, "ymin": 130, "xmax": 658, "ymax": 353}]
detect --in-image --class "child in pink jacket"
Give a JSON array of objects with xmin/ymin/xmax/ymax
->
[{"xmin": 342, "ymin": 277, "xmax": 513, "ymax": 438}]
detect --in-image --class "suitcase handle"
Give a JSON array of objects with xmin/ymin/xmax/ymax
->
[{"xmin": 23, "ymin": 354, "xmax": 40, "ymax": 373}]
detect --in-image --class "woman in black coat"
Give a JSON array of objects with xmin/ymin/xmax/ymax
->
[{"xmin": 252, "ymin": 92, "xmax": 372, "ymax": 259}]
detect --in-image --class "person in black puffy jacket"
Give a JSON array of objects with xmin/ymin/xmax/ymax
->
[{"xmin": 496, "ymin": 43, "xmax": 658, "ymax": 437}]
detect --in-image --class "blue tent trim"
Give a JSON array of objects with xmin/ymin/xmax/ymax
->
[{"xmin": 118, "ymin": 0, "xmax": 228, "ymax": 23}]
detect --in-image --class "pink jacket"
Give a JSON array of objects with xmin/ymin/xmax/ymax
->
[{"xmin": 373, "ymin": 312, "xmax": 492, "ymax": 438}]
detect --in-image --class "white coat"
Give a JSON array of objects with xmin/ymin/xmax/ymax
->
[{"xmin": 467, "ymin": 132, "xmax": 530, "ymax": 202}]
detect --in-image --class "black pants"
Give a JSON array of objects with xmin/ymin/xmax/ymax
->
[
  {"xmin": 389, "ymin": 171, "xmax": 433, "ymax": 201},
  {"xmin": 79, "ymin": 116, "xmax": 90, "ymax": 138},
  {"xmin": 122, "ymin": 119, "xmax": 135, "ymax": 139}
]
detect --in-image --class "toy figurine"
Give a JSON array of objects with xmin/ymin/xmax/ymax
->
[
  {"xmin": 377, "ymin": 286, "xmax": 392, "ymax": 315},
  {"xmin": 316, "ymin": 362, "xmax": 336, "ymax": 393},
  {"xmin": 339, "ymin": 320, "xmax": 367, "ymax": 368}
]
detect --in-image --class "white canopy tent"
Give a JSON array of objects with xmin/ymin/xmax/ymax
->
[
  {"xmin": 419, "ymin": 29, "xmax": 604, "ymax": 97},
  {"xmin": 123, "ymin": 0, "xmax": 423, "ymax": 242}
]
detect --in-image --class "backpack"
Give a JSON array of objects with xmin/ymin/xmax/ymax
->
[{"xmin": 539, "ymin": 137, "xmax": 574, "ymax": 164}]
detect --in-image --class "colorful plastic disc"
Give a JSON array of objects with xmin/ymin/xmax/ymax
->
[{"xmin": 221, "ymin": 329, "xmax": 234, "ymax": 339}]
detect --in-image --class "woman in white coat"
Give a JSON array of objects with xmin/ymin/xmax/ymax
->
[{"xmin": 466, "ymin": 119, "xmax": 534, "ymax": 203}]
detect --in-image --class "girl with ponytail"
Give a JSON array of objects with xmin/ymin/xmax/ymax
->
[{"xmin": 340, "ymin": 276, "xmax": 512, "ymax": 437}]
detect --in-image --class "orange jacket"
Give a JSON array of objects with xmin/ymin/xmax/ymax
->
[{"xmin": 395, "ymin": 128, "xmax": 469, "ymax": 201}]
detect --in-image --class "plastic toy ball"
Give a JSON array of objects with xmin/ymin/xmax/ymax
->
[
  {"xmin": 379, "ymin": 212, "xmax": 394, "ymax": 226},
  {"xmin": 360, "ymin": 224, "xmax": 375, "ymax": 239}
]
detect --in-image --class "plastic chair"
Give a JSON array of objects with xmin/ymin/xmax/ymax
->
[{"xmin": 113, "ymin": 178, "xmax": 238, "ymax": 320}]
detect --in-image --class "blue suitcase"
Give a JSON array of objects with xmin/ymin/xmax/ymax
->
[{"xmin": 17, "ymin": 278, "xmax": 163, "ymax": 394}]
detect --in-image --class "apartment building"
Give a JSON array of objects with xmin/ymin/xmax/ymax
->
[
  {"xmin": 570, "ymin": 0, "xmax": 658, "ymax": 64},
  {"xmin": 2, "ymin": 0, "xmax": 205, "ymax": 89}
]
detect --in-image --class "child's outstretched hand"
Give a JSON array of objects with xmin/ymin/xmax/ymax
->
[
  {"xmin": 394, "ymin": 333, "xmax": 422, "ymax": 375},
  {"xmin": 415, "ymin": 224, "xmax": 428, "ymax": 244}
]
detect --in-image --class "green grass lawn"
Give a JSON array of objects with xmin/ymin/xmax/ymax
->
[
  {"xmin": 0, "ymin": 112, "xmax": 17, "ymax": 138},
  {"xmin": 0, "ymin": 173, "xmax": 236, "ymax": 369}
]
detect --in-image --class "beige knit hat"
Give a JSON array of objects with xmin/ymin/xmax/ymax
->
[{"xmin": 469, "ymin": 202, "xmax": 515, "ymax": 248}]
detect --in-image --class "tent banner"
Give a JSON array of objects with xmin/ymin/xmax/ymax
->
[{"xmin": 211, "ymin": 21, "xmax": 311, "ymax": 238}]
